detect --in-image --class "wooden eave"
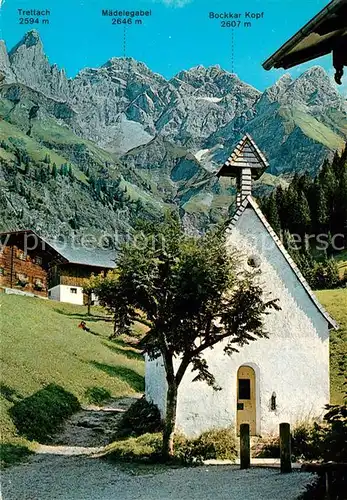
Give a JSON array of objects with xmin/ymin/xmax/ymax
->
[{"xmin": 263, "ymin": 0, "xmax": 347, "ymax": 70}]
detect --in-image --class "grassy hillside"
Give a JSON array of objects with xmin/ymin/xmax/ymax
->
[
  {"xmin": 0, "ymin": 289, "xmax": 345, "ymax": 467},
  {"xmin": 334, "ymin": 250, "xmax": 347, "ymax": 280},
  {"xmin": 0, "ymin": 294, "xmax": 145, "ymax": 461},
  {"xmin": 316, "ymin": 288, "xmax": 347, "ymax": 405}
]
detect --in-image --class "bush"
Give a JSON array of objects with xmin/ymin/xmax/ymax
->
[
  {"xmin": 9, "ymin": 384, "xmax": 80, "ymax": 442},
  {"xmin": 291, "ymin": 422, "xmax": 325, "ymax": 461},
  {"xmin": 0, "ymin": 443, "xmax": 33, "ymax": 468},
  {"xmin": 299, "ymin": 402, "xmax": 347, "ymax": 499},
  {"xmin": 323, "ymin": 403, "xmax": 347, "ymax": 462},
  {"xmin": 85, "ymin": 387, "xmax": 111, "ymax": 405},
  {"xmin": 105, "ymin": 433, "xmax": 162, "ymax": 461},
  {"xmin": 105, "ymin": 427, "xmax": 237, "ymax": 465},
  {"xmin": 193, "ymin": 428, "xmax": 237, "ymax": 461},
  {"xmin": 116, "ymin": 397, "xmax": 163, "ymax": 438},
  {"xmin": 252, "ymin": 434, "xmax": 280, "ymax": 458},
  {"xmin": 253, "ymin": 422, "xmax": 326, "ymax": 461}
]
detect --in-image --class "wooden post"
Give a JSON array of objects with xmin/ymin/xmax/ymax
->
[
  {"xmin": 280, "ymin": 423, "xmax": 292, "ymax": 473},
  {"xmin": 240, "ymin": 423, "xmax": 250, "ymax": 469}
]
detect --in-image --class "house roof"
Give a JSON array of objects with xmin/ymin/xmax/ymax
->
[
  {"xmin": 227, "ymin": 196, "xmax": 338, "ymax": 330},
  {"xmin": 46, "ymin": 238, "xmax": 117, "ymax": 268},
  {"xmin": 262, "ymin": 0, "xmax": 347, "ymax": 81},
  {"xmin": 217, "ymin": 134, "xmax": 269, "ymax": 179},
  {"xmin": 0, "ymin": 230, "xmax": 116, "ymax": 269}
]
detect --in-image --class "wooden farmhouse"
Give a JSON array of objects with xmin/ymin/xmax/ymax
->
[
  {"xmin": 0, "ymin": 230, "xmax": 115, "ymax": 305},
  {"xmin": 145, "ymin": 135, "xmax": 338, "ymax": 437}
]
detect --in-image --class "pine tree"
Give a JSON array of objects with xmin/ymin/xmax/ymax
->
[
  {"xmin": 266, "ymin": 192, "xmax": 281, "ymax": 235},
  {"xmin": 334, "ymin": 150, "xmax": 347, "ymax": 236},
  {"xmin": 60, "ymin": 163, "xmax": 67, "ymax": 176},
  {"xmin": 297, "ymin": 191, "xmax": 311, "ymax": 236},
  {"xmin": 314, "ymin": 183, "xmax": 329, "ymax": 231},
  {"xmin": 40, "ymin": 168, "xmax": 47, "ymax": 183},
  {"xmin": 68, "ymin": 165, "xmax": 74, "ymax": 180},
  {"xmin": 51, "ymin": 163, "xmax": 57, "ymax": 178},
  {"xmin": 275, "ymin": 185, "xmax": 285, "ymax": 227},
  {"xmin": 319, "ymin": 161, "xmax": 337, "ymax": 220},
  {"xmin": 44, "ymin": 153, "xmax": 51, "ymax": 164},
  {"xmin": 286, "ymin": 186, "xmax": 299, "ymax": 234},
  {"xmin": 24, "ymin": 161, "xmax": 30, "ymax": 175}
]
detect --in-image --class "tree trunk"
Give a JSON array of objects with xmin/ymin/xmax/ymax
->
[
  {"xmin": 87, "ymin": 293, "xmax": 91, "ymax": 316},
  {"xmin": 162, "ymin": 381, "xmax": 178, "ymax": 459}
]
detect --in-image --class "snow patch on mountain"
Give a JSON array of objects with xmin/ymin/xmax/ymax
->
[
  {"xmin": 194, "ymin": 148, "xmax": 210, "ymax": 161},
  {"xmin": 196, "ymin": 97, "xmax": 223, "ymax": 103}
]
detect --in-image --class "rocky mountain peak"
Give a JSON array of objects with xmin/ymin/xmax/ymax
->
[
  {"xmin": 0, "ymin": 40, "xmax": 15, "ymax": 83},
  {"xmin": 298, "ymin": 65, "xmax": 330, "ymax": 81},
  {"xmin": 6, "ymin": 30, "xmax": 69, "ymax": 101},
  {"xmin": 173, "ymin": 64, "xmax": 256, "ymax": 100},
  {"xmin": 9, "ymin": 30, "xmax": 43, "ymax": 58},
  {"xmin": 285, "ymin": 65, "xmax": 344, "ymax": 111},
  {"xmin": 257, "ymin": 73, "xmax": 293, "ymax": 107}
]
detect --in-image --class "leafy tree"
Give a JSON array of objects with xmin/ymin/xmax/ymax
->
[
  {"xmin": 82, "ymin": 277, "xmax": 96, "ymax": 316},
  {"xmin": 312, "ymin": 258, "xmax": 340, "ymax": 290},
  {"xmin": 91, "ymin": 216, "xmax": 279, "ymax": 458}
]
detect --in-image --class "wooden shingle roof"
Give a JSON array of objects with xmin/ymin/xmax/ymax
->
[{"xmin": 217, "ymin": 134, "xmax": 269, "ymax": 179}]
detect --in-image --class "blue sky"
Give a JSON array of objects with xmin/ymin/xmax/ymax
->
[{"xmin": 0, "ymin": 0, "xmax": 335, "ymax": 91}]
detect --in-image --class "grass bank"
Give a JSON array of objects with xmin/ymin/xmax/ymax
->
[
  {"xmin": 316, "ymin": 288, "xmax": 347, "ymax": 405},
  {"xmin": 0, "ymin": 294, "xmax": 144, "ymax": 466}
]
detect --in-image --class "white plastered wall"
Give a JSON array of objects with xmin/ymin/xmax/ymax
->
[
  {"xmin": 145, "ymin": 207, "xmax": 330, "ymax": 437},
  {"xmin": 48, "ymin": 285, "xmax": 84, "ymax": 305}
]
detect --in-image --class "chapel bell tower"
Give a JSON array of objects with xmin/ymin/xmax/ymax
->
[{"xmin": 217, "ymin": 134, "xmax": 269, "ymax": 207}]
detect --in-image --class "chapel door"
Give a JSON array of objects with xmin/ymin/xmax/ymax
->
[{"xmin": 237, "ymin": 365, "xmax": 256, "ymax": 436}]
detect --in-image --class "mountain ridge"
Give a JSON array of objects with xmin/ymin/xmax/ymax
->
[{"xmin": 0, "ymin": 30, "xmax": 346, "ymax": 242}]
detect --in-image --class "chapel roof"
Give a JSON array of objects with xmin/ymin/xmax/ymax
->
[{"xmin": 228, "ymin": 196, "xmax": 338, "ymax": 330}]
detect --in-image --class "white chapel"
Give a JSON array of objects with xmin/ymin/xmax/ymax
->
[{"xmin": 145, "ymin": 135, "xmax": 337, "ymax": 437}]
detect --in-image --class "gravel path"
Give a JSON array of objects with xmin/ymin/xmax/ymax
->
[
  {"xmin": 1, "ymin": 456, "xmax": 314, "ymax": 500},
  {"xmin": 0, "ymin": 396, "xmax": 315, "ymax": 499},
  {"xmin": 47, "ymin": 396, "xmax": 141, "ymax": 449}
]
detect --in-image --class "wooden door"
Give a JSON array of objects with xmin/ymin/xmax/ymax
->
[{"xmin": 237, "ymin": 366, "xmax": 256, "ymax": 435}]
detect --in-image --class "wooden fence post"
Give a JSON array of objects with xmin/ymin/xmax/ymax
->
[
  {"xmin": 240, "ymin": 423, "xmax": 250, "ymax": 469},
  {"xmin": 280, "ymin": 422, "xmax": 292, "ymax": 473}
]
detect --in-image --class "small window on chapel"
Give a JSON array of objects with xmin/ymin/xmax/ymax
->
[
  {"xmin": 70, "ymin": 288, "xmax": 77, "ymax": 294},
  {"xmin": 238, "ymin": 379, "xmax": 251, "ymax": 400},
  {"xmin": 247, "ymin": 255, "xmax": 261, "ymax": 268},
  {"xmin": 36, "ymin": 256, "xmax": 43, "ymax": 265}
]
